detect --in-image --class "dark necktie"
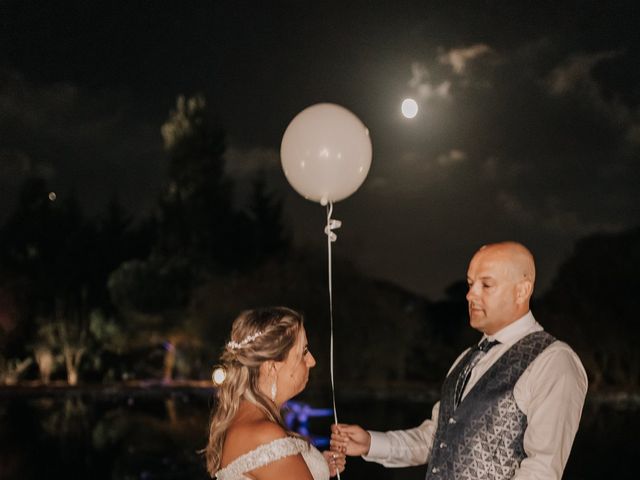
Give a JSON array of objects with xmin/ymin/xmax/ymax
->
[{"xmin": 453, "ymin": 338, "xmax": 500, "ymax": 409}]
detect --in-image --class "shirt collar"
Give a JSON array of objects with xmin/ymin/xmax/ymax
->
[{"xmin": 482, "ymin": 311, "xmax": 542, "ymax": 346}]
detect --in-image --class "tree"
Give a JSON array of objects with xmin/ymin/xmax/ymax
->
[
  {"xmin": 188, "ymin": 250, "xmax": 431, "ymax": 388},
  {"xmin": 32, "ymin": 344, "xmax": 56, "ymax": 384},
  {"xmin": 0, "ymin": 177, "xmax": 58, "ymax": 325},
  {"xmin": 158, "ymin": 93, "xmax": 235, "ymax": 268},
  {"xmin": 233, "ymin": 171, "xmax": 291, "ymax": 269},
  {"xmin": 38, "ymin": 301, "xmax": 89, "ymax": 386},
  {"xmin": 107, "ymin": 94, "xmax": 236, "ymax": 381},
  {"xmin": 93, "ymin": 196, "xmax": 154, "ymax": 313},
  {"xmin": 110, "ymin": 95, "xmax": 235, "ymax": 314},
  {"xmin": 0, "ymin": 355, "xmax": 32, "ymax": 385},
  {"xmin": 540, "ymin": 226, "xmax": 640, "ymax": 390}
]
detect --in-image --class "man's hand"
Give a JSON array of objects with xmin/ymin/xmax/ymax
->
[{"xmin": 330, "ymin": 423, "xmax": 372, "ymax": 456}]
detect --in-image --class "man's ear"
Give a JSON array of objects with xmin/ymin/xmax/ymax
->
[{"xmin": 515, "ymin": 279, "xmax": 533, "ymax": 304}]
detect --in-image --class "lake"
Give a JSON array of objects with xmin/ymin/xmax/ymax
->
[{"xmin": 0, "ymin": 387, "xmax": 636, "ymax": 479}]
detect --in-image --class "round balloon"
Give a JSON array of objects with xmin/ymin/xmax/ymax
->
[{"xmin": 280, "ymin": 103, "xmax": 372, "ymax": 205}]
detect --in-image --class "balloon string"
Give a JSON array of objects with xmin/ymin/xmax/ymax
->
[{"xmin": 325, "ymin": 202, "xmax": 341, "ymax": 478}]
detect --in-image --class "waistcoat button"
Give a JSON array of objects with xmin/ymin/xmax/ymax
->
[
  {"xmin": 448, "ymin": 417, "xmax": 456, "ymax": 424},
  {"xmin": 432, "ymin": 467, "xmax": 439, "ymax": 473}
]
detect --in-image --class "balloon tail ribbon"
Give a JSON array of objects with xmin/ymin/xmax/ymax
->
[{"xmin": 325, "ymin": 202, "xmax": 341, "ymax": 479}]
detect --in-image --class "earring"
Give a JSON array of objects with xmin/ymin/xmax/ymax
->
[{"xmin": 271, "ymin": 379, "xmax": 277, "ymax": 402}]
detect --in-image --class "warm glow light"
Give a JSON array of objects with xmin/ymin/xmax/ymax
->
[
  {"xmin": 212, "ymin": 367, "xmax": 226, "ymax": 385},
  {"xmin": 401, "ymin": 98, "xmax": 418, "ymax": 119}
]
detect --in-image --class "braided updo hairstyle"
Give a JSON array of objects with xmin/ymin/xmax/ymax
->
[{"xmin": 204, "ymin": 306, "xmax": 304, "ymax": 476}]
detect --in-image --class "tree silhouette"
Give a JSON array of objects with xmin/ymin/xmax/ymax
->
[
  {"xmin": 157, "ymin": 94, "xmax": 235, "ymax": 268},
  {"xmin": 540, "ymin": 226, "xmax": 640, "ymax": 390},
  {"xmin": 233, "ymin": 171, "xmax": 291, "ymax": 269},
  {"xmin": 0, "ymin": 174, "xmax": 153, "ymax": 375},
  {"xmin": 0, "ymin": 178, "xmax": 96, "ymax": 357}
]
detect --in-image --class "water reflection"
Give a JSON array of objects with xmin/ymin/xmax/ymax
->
[
  {"xmin": 0, "ymin": 393, "xmax": 210, "ymax": 480},
  {"xmin": 38, "ymin": 396, "xmax": 89, "ymax": 438},
  {"xmin": 0, "ymin": 393, "xmax": 636, "ymax": 479}
]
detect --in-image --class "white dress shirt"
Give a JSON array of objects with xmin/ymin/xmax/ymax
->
[{"xmin": 364, "ymin": 311, "xmax": 588, "ymax": 479}]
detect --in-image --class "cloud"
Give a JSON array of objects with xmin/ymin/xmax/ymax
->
[
  {"xmin": 0, "ymin": 69, "xmax": 162, "ymax": 220},
  {"xmin": 496, "ymin": 189, "xmax": 628, "ymax": 236},
  {"xmin": 224, "ymin": 145, "xmax": 280, "ymax": 179},
  {"xmin": 396, "ymin": 150, "xmax": 435, "ymax": 177},
  {"xmin": 627, "ymin": 123, "xmax": 640, "ymax": 145},
  {"xmin": 546, "ymin": 51, "xmax": 620, "ymax": 95},
  {"xmin": 0, "ymin": 148, "xmax": 55, "ymax": 179},
  {"xmin": 545, "ymin": 50, "xmax": 640, "ymax": 145},
  {"xmin": 438, "ymin": 44, "xmax": 495, "ymax": 74},
  {"xmin": 408, "ymin": 62, "xmax": 451, "ymax": 101},
  {"xmin": 0, "ymin": 70, "xmax": 134, "ymax": 146},
  {"xmin": 0, "ymin": 70, "xmax": 102, "ymax": 137},
  {"xmin": 407, "ymin": 44, "xmax": 498, "ymax": 101},
  {"xmin": 0, "ymin": 149, "xmax": 33, "ymax": 176},
  {"xmin": 223, "ymin": 145, "xmax": 287, "ymax": 208},
  {"xmin": 365, "ymin": 176, "xmax": 389, "ymax": 191},
  {"xmin": 481, "ymin": 156, "xmax": 499, "ymax": 180},
  {"xmin": 496, "ymin": 191, "xmax": 535, "ymax": 224},
  {"xmin": 436, "ymin": 149, "xmax": 467, "ymax": 167}
]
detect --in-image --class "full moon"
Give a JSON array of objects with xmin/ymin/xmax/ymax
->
[{"xmin": 401, "ymin": 98, "xmax": 418, "ymax": 118}]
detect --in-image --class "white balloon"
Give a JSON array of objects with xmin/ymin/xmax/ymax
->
[{"xmin": 280, "ymin": 103, "xmax": 372, "ymax": 204}]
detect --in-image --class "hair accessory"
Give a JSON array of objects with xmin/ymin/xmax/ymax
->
[
  {"xmin": 227, "ymin": 330, "xmax": 264, "ymax": 350},
  {"xmin": 212, "ymin": 366, "xmax": 226, "ymax": 386}
]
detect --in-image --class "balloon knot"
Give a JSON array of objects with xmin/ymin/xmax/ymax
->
[{"xmin": 324, "ymin": 219, "xmax": 342, "ymax": 242}]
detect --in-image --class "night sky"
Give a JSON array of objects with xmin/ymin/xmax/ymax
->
[{"xmin": 1, "ymin": 0, "xmax": 638, "ymax": 299}]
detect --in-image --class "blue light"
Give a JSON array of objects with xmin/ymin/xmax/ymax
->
[{"xmin": 284, "ymin": 400, "xmax": 334, "ymax": 448}]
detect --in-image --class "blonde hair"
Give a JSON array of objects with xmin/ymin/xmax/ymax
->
[{"xmin": 204, "ymin": 307, "xmax": 304, "ymax": 476}]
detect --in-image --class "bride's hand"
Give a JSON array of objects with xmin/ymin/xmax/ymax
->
[{"xmin": 322, "ymin": 450, "xmax": 346, "ymax": 477}]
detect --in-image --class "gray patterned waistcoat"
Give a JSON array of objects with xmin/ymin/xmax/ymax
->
[{"xmin": 425, "ymin": 331, "xmax": 555, "ymax": 480}]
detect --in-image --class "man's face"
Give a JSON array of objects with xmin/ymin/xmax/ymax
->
[{"xmin": 466, "ymin": 249, "xmax": 521, "ymax": 335}]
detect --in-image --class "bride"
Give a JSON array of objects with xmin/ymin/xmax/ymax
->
[{"xmin": 204, "ymin": 307, "xmax": 346, "ymax": 480}]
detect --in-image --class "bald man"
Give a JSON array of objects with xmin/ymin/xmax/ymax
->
[{"xmin": 331, "ymin": 242, "xmax": 587, "ymax": 480}]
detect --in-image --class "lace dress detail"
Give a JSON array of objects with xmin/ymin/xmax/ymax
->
[{"xmin": 215, "ymin": 437, "xmax": 329, "ymax": 480}]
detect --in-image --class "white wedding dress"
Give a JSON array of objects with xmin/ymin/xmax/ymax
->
[{"xmin": 215, "ymin": 437, "xmax": 330, "ymax": 480}]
